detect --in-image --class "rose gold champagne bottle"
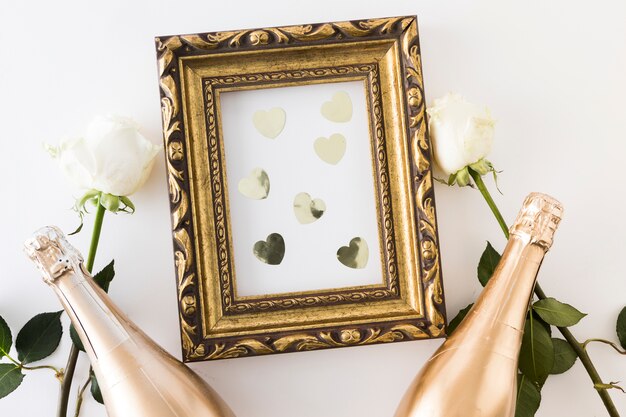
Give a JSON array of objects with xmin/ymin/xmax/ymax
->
[
  {"xmin": 395, "ymin": 193, "xmax": 563, "ymax": 417},
  {"xmin": 24, "ymin": 226, "xmax": 236, "ymax": 417}
]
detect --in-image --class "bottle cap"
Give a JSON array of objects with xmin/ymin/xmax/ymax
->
[
  {"xmin": 24, "ymin": 226, "xmax": 85, "ymax": 284},
  {"xmin": 510, "ymin": 193, "xmax": 563, "ymax": 250}
]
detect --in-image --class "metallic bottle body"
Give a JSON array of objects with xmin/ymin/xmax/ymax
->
[
  {"xmin": 25, "ymin": 227, "xmax": 236, "ymax": 417},
  {"xmin": 395, "ymin": 193, "xmax": 563, "ymax": 417}
]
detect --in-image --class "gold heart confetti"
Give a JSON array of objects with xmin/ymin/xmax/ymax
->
[
  {"xmin": 337, "ymin": 237, "xmax": 369, "ymax": 269},
  {"xmin": 293, "ymin": 192, "xmax": 326, "ymax": 224},
  {"xmin": 321, "ymin": 91, "xmax": 352, "ymax": 123},
  {"xmin": 253, "ymin": 233, "xmax": 285, "ymax": 265},
  {"xmin": 314, "ymin": 133, "xmax": 346, "ymax": 165},
  {"xmin": 238, "ymin": 168, "xmax": 270, "ymax": 200},
  {"xmin": 252, "ymin": 107, "xmax": 286, "ymax": 139}
]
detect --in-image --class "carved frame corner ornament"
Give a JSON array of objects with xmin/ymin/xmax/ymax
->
[{"xmin": 155, "ymin": 16, "xmax": 447, "ymax": 362}]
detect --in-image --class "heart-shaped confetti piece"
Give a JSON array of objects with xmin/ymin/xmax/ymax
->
[
  {"xmin": 253, "ymin": 233, "xmax": 285, "ymax": 265},
  {"xmin": 238, "ymin": 168, "xmax": 270, "ymax": 200},
  {"xmin": 253, "ymin": 107, "xmax": 286, "ymax": 139},
  {"xmin": 293, "ymin": 192, "xmax": 326, "ymax": 224},
  {"xmin": 337, "ymin": 237, "xmax": 369, "ymax": 269},
  {"xmin": 314, "ymin": 133, "xmax": 346, "ymax": 165},
  {"xmin": 321, "ymin": 91, "xmax": 352, "ymax": 123}
]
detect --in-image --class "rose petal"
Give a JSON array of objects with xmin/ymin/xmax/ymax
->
[
  {"xmin": 462, "ymin": 115, "xmax": 495, "ymax": 165},
  {"xmin": 427, "ymin": 93, "xmax": 495, "ymax": 176},
  {"xmin": 50, "ymin": 115, "xmax": 161, "ymax": 197},
  {"xmin": 56, "ymin": 137, "xmax": 96, "ymax": 190}
]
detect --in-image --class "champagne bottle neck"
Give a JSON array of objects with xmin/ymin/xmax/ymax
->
[
  {"xmin": 476, "ymin": 234, "xmax": 546, "ymax": 332},
  {"xmin": 52, "ymin": 270, "xmax": 131, "ymax": 361}
]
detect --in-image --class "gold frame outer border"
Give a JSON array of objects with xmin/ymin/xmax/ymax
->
[{"xmin": 155, "ymin": 16, "xmax": 446, "ymax": 362}]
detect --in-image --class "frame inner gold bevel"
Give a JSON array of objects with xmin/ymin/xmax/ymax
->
[
  {"xmin": 214, "ymin": 75, "xmax": 386, "ymax": 300},
  {"xmin": 210, "ymin": 71, "xmax": 391, "ymax": 304},
  {"xmin": 179, "ymin": 39, "xmax": 423, "ymax": 339}
]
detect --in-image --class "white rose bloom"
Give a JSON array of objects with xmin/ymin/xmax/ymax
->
[
  {"xmin": 49, "ymin": 115, "xmax": 161, "ymax": 197},
  {"xmin": 427, "ymin": 93, "xmax": 495, "ymax": 178}
]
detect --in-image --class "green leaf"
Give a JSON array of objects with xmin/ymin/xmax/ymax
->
[
  {"xmin": 469, "ymin": 158, "xmax": 491, "ymax": 175},
  {"xmin": 447, "ymin": 303, "xmax": 473, "ymax": 335},
  {"xmin": 519, "ymin": 315, "xmax": 554, "ymax": 384},
  {"xmin": 93, "ymin": 260, "xmax": 115, "ymax": 293},
  {"xmin": 76, "ymin": 190, "xmax": 100, "ymax": 212},
  {"xmin": 477, "ymin": 242, "xmax": 501, "ymax": 286},
  {"xmin": 0, "ymin": 315, "xmax": 12, "ymax": 358},
  {"xmin": 90, "ymin": 373, "xmax": 104, "ymax": 404},
  {"xmin": 515, "ymin": 373, "xmax": 541, "ymax": 417},
  {"xmin": 15, "ymin": 311, "xmax": 63, "ymax": 364},
  {"xmin": 69, "ymin": 325, "xmax": 85, "ymax": 352},
  {"xmin": 534, "ymin": 314, "xmax": 552, "ymax": 337},
  {"xmin": 119, "ymin": 196, "xmax": 135, "ymax": 214},
  {"xmin": 550, "ymin": 338, "xmax": 577, "ymax": 374},
  {"xmin": 617, "ymin": 306, "xmax": 626, "ymax": 350},
  {"xmin": 68, "ymin": 217, "xmax": 84, "ymax": 236},
  {"xmin": 69, "ymin": 209, "xmax": 85, "ymax": 236},
  {"xmin": 532, "ymin": 298, "xmax": 586, "ymax": 327},
  {"xmin": 456, "ymin": 167, "xmax": 470, "ymax": 187},
  {"xmin": 100, "ymin": 193, "xmax": 120, "ymax": 213},
  {"xmin": 0, "ymin": 364, "xmax": 24, "ymax": 399},
  {"xmin": 594, "ymin": 382, "xmax": 626, "ymax": 393}
]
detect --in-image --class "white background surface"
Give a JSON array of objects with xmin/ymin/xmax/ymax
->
[
  {"xmin": 220, "ymin": 82, "xmax": 383, "ymax": 296},
  {"xmin": 1, "ymin": 1, "xmax": 625, "ymax": 416}
]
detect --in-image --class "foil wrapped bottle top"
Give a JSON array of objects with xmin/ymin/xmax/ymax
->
[
  {"xmin": 24, "ymin": 226, "xmax": 86, "ymax": 284},
  {"xmin": 510, "ymin": 192, "xmax": 564, "ymax": 250}
]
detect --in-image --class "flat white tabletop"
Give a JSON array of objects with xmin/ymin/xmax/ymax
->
[{"xmin": 1, "ymin": 1, "xmax": 624, "ymax": 416}]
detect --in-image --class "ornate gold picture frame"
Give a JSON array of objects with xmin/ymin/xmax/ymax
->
[{"xmin": 155, "ymin": 16, "xmax": 446, "ymax": 362}]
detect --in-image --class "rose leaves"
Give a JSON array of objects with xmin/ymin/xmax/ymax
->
[
  {"xmin": 617, "ymin": 307, "xmax": 626, "ymax": 350},
  {"xmin": 0, "ymin": 312, "xmax": 63, "ymax": 399}
]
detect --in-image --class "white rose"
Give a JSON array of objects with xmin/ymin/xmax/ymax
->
[
  {"xmin": 427, "ymin": 93, "xmax": 495, "ymax": 185},
  {"xmin": 48, "ymin": 115, "xmax": 161, "ymax": 197}
]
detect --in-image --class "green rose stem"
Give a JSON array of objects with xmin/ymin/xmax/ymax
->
[
  {"xmin": 469, "ymin": 168, "xmax": 620, "ymax": 417},
  {"xmin": 2, "ymin": 352, "xmax": 62, "ymax": 376},
  {"xmin": 57, "ymin": 200, "xmax": 106, "ymax": 417},
  {"xmin": 73, "ymin": 374, "xmax": 92, "ymax": 417},
  {"xmin": 73, "ymin": 369, "xmax": 95, "ymax": 416}
]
